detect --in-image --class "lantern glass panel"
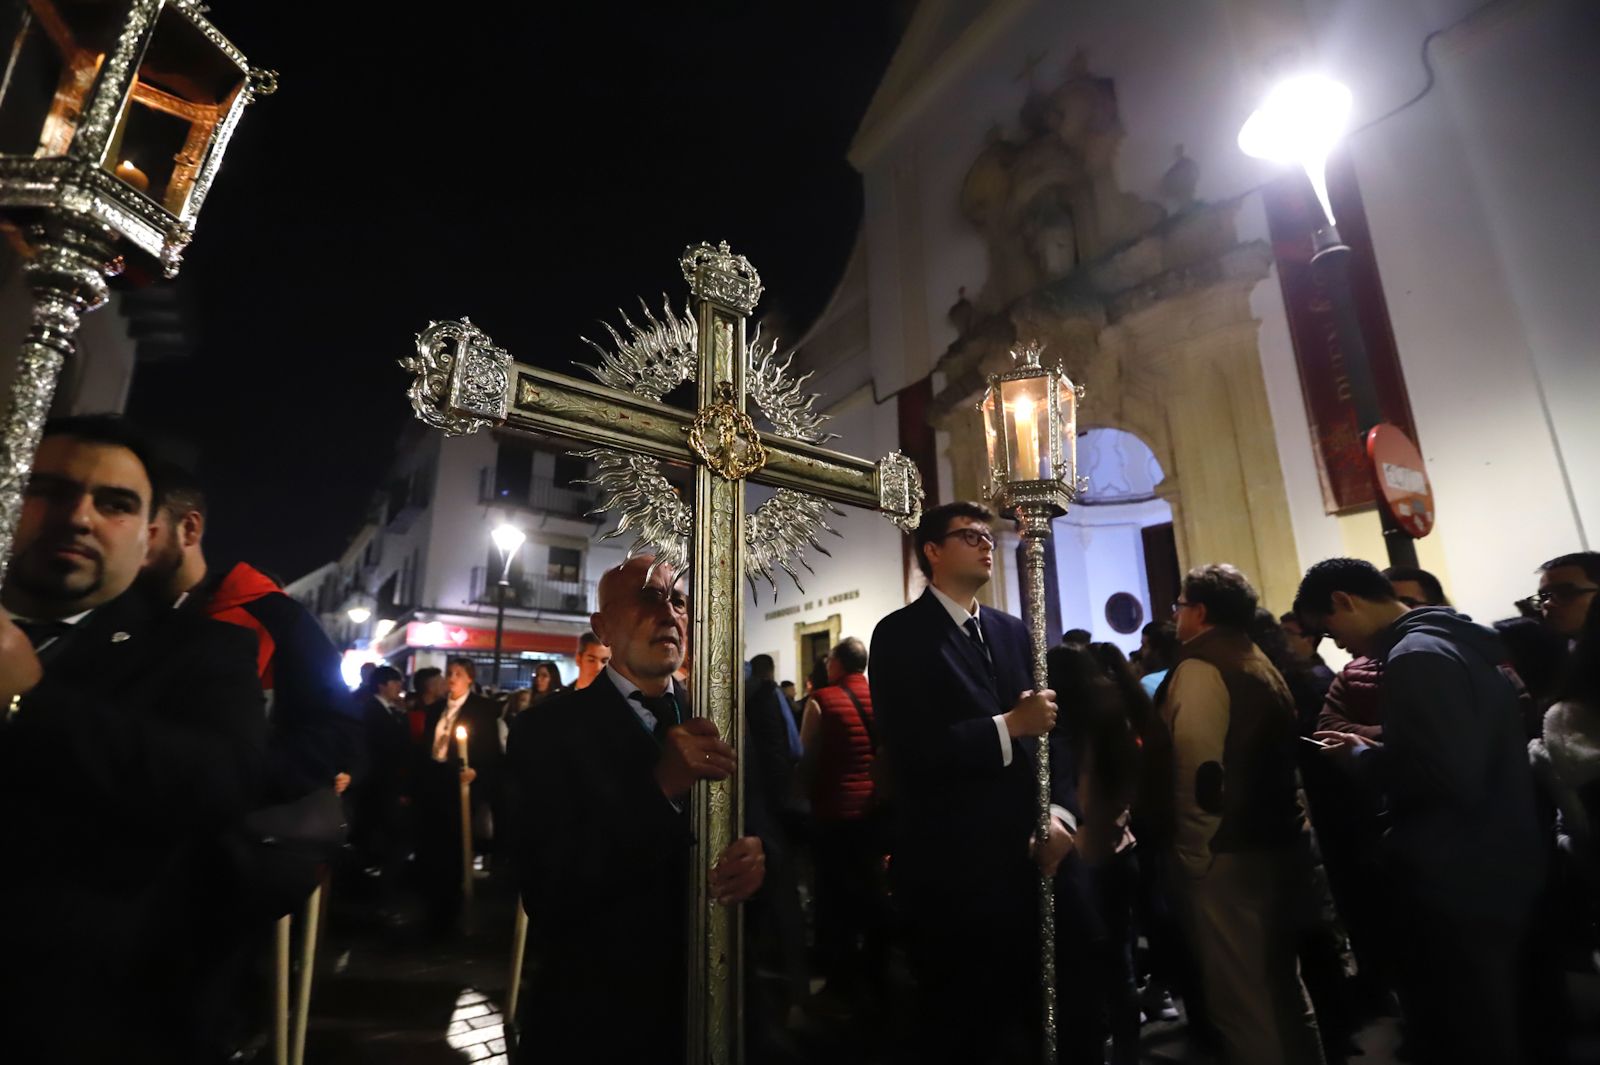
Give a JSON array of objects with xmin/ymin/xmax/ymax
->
[
  {"xmin": 1000, "ymin": 375, "xmax": 1050, "ymax": 482},
  {"xmin": 981, "ymin": 384, "xmax": 1002, "ymax": 481},
  {"xmin": 1056, "ymin": 374, "xmax": 1078, "ymax": 483},
  {"xmin": 0, "ymin": 1, "xmax": 126, "ymax": 158},
  {"xmin": 104, "ymin": 4, "xmax": 245, "ymax": 210}
]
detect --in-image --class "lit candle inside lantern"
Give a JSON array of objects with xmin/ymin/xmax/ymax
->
[
  {"xmin": 114, "ymin": 160, "xmax": 149, "ymax": 193},
  {"xmin": 455, "ymin": 724, "xmax": 469, "ymax": 769},
  {"xmin": 1012, "ymin": 393, "xmax": 1040, "ymax": 480}
]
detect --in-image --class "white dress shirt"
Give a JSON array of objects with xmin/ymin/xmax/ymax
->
[{"xmin": 432, "ymin": 690, "xmax": 470, "ymax": 762}]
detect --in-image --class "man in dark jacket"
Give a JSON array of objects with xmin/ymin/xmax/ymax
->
[
  {"xmin": 142, "ymin": 462, "xmax": 360, "ymax": 801},
  {"xmin": 507, "ymin": 555, "xmax": 765, "ymax": 1063},
  {"xmin": 0, "ymin": 416, "xmax": 266, "ymax": 1064},
  {"xmin": 870, "ymin": 501, "xmax": 1077, "ymax": 1064},
  {"xmin": 1300, "ymin": 558, "xmax": 1546, "ymax": 1065}
]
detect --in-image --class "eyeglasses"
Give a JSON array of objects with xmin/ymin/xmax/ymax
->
[
  {"xmin": 1397, "ymin": 595, "xmax": 1424, "ymax": 608},
  {"xmin": 639, "ymin": 585, "xmax": 689, "ymax": 613},
  {"xmin": 939, "ymin": 528, "xmax": 995, "ymax": 549},
  {"xmin": 1172, "ymin": 598, "xmax": 1195, "ymax": 613},
  {"xmin": 1534, "ymin": 584, "xmax": 1600, "ymax": 606}
]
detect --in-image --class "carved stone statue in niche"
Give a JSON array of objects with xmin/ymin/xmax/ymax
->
[{"xmin": 959, "ymin": 50, "xmax": 1166, "ymax": 312}]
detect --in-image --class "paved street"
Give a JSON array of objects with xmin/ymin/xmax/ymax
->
[{"xmin": 294, "ymin": 871, "xmax": 1600, "ymax": 1065}]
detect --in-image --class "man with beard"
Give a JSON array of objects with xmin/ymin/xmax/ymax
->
[
  {"xmin": 0, "ymin": 416, "xmax": 265, "ymax": 1064},
  {"xmin": 142, "ymin": 460, "xmax": 359, "ymax": 802}
]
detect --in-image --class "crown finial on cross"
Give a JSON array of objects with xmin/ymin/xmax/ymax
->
[{"xmin": 681, "ymin": 240, "xmax": 764, "ymax": 315}]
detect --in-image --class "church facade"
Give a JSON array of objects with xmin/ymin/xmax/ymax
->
[{"xmin": 744, "ymin": 0, "xmax": 1598, "ymax": 682}]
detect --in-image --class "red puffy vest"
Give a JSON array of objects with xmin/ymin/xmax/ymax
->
[{"xmin": 809, "ymin": 673, "xmax": 876, "ymax": 822}]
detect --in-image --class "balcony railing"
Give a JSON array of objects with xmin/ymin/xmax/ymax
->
[
  {"xmin": 470, "ymin": 567, "xmax": 598, "ymax": 615},
  {"xmin": 478, "ymin": 469, "xmax": 598, "ymax": 520}
]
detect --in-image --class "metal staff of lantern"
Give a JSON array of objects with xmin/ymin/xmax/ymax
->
[
  {"xmin": 980, "ymin": 340, "xmax": 1082, "ymax": 1063},
  {"xmin": 0, "ymin": 0, "xmax": 275, "ymax": 571}
]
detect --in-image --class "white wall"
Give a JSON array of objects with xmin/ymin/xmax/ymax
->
[{"xmin": 742, "ymin": 383, "xmax": 913, "ymax": 688}]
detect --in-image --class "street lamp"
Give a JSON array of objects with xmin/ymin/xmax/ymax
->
[
  {"xmin": 1238, "ymin": 73, "xmax": 1420, "ymax": 566},
  {"xmin": 346, "ymin": 605, "xmax": 372, "ymax": 625},
  {"xmin": 980, "ymin": 339, "xmax": 1081, "ymax": 1063},
  {"xmin": 490, "ymin": 521, "xmax": 526, "ymax": 690}
]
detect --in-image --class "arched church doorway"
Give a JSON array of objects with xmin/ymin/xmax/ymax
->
[{"xmin": 1053, "ymin": 427, "xmax": 1178, "ymax": 655}]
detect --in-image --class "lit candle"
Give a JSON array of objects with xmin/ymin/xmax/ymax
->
[
  {"xmin": 1012, "ymin": 393, "xmax": 1040, "ymax": 480},
  {"xmin": 455, "ymin": 724, "xmax": 470, "ymax": 769},
  {"xmin": 114, "ymin": 160, "xmax": 149, "ymax": 193}
]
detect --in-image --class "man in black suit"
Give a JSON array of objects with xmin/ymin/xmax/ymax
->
[
  {"xmin": 0, "ymin": 416, "xmax": 266, "ymax": 1065},
  {"xmin": 508, "ymin": 554, "xmax": 766, "ymax": 1065},
  {"xmin": 870, "ymin": 500, "xmax": 1077, "ymax": 1065},
  {"xmin": 415, "ymin": 655, "xmax": 501, "ymax": 929},
  {"xmin": 354, "ymin": 664, "xmax": 412, "ymax": 893}
]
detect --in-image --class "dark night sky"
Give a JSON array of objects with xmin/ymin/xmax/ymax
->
[{"xmin": 125, "ymin": 2, "xmax": 905, "ymax": 581}]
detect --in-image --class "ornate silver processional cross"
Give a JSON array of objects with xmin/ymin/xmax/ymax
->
[{"xmin": 400, "ymin": 241, "xmax": 923, "ymax": 1065}]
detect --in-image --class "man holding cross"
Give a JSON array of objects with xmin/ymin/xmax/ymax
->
[{"xmin": 507, "ymin": 554, "xmax": 766, "ymax": 1064}]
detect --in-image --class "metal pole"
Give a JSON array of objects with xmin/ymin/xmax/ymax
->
[
  {"xmin": 1310, "ymin": 230, "xmax": 1420, "ymax": 568},
  {"xmin": 492, "ymin": 578, "xmax": 508, "ymax": 689},
  {"xmin": 0, "ymin": 219, "xmax": 113, "ymax": 572},
  {"xmin": 1015, "ymin": 502, "xmax": 1058, "ymax": 1064}
]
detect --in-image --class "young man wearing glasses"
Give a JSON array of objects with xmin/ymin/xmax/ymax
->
[
  {"xmin": 1536, "ymin": 552, "xmax": 1600, "ymax": 639},
  {"xmin": 869, "ymin": 500, "xmax": 1078, "ymax": 1064}
]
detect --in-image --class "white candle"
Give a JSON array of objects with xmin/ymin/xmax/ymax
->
[
  {"xmin": 1012, "ymin": 394, "xmax": 1040, "ymax": 480},
  {"xmin": 455, "ymin": 724, "xmax": 470, "ymax": 769}
]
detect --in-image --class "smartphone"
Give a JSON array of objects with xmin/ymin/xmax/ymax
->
[{"xmin": 1300, "ymin": 736, "xmax": 1335, "ymax": 749}]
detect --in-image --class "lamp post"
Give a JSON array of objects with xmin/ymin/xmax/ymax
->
[
  {"xmin": 0, "ymin": 0, "xmax": 274, "ymax": 572},
  {"xmin": 980, "ymin": 340, "xmax": 1082, "ymax": 1064},
  {"xmin": 1239, "ymin": 73, "xmax": 1421, "ymax": 565},
  {"xmin": 490, "ymin": 521, "xmax": 525, "ymax": 690}
]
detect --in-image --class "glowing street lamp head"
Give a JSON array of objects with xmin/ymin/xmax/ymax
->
[
  {"xmin": 491, "ymin": 522, "xmax": 526, "ymax": 559},
  {"xmin": 346, "ymin": 605, "xmax": 372, "ymax": 625},
  {"xmin": 1238, "ymin": 74, "xmax": 1352, "ymax": 228}
]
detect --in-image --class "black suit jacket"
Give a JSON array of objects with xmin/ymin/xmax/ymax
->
[
  {"xmin": 508, "ymin": 672, "xmax": 693, "ymax": 1062},
  {"xmin": 870, "ymin": 588, "xmax": 1078, "ymax": 916},
  {"xmin": 420, "ymin": 692, "xmax": 505, "ymax": 792},
  {"xmin": 0, "ymin": 587, "xmax": 266, "ymax": 1061}
]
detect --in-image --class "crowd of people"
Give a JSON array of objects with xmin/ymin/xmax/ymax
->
[{"xmin": 2, "ymin": 416, "xmax": 1596, "ymax": 1065}]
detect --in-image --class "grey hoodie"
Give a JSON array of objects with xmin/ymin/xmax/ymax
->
[{"xmin": 1359, "ymin": 607, "xmax": 1546, "ymax": 919}]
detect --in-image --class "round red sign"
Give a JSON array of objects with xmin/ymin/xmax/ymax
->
[{"xmin": 1366, "ymin": 424, "xmax": 1434, "ymax": 538}]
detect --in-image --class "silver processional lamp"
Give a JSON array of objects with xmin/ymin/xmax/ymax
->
[
  {"xmin": 980, "ymin": 338, "xmax": 1081, "ymax": 1064},
  {"xmin": 0, "ymin": 0, "xmax": 276, "ymax": 570}
]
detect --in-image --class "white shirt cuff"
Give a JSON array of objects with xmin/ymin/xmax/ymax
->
[
  {"xmin": 1049, "ymin": 803, "xmax": 1077, "ymax": 834},
  {"xmin": 993, "ymin": 715, "xmax": 1013, "ymax": 766}
]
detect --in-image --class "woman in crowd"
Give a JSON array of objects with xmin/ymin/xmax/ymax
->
[
  {"xmin": 1049, "ymin": 642, "xmax": 1148, "ymax": 1065},
  {"xmin": 530, "ymin": 661, "xmax": 566, "ymax": 707}
]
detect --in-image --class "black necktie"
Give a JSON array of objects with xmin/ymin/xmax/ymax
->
[
  {"xmin": 630, "ymin": 690, "xmax": 680, "ymax": 739},
  {"xmin": 964, "ymin": 616, "xmax": 994, "ymax": 673}
]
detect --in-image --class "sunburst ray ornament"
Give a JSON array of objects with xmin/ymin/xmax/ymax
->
[{"xmin": 572, "ymin": 289, "xmax": 844, "ymax": 596}]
